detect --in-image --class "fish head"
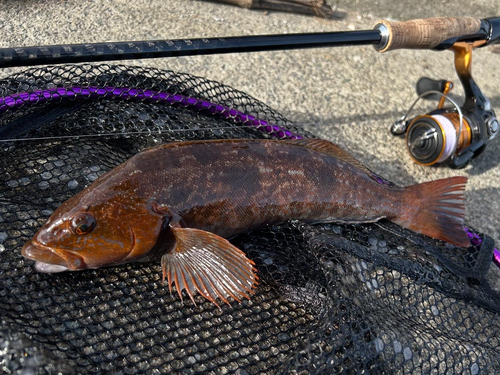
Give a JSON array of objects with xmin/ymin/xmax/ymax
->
[{"xmin": 22, "ymin": 193, "xmax": 166, "ymax": 273}]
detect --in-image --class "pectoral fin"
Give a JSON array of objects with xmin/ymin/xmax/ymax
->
[{"xmin": 161, "ymin": 227, "xmax": 258, "ymax": 307}]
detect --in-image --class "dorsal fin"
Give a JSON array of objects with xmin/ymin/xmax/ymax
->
[{"xmin": 282, "ymin": 138, "xmax": 378, "ymax": 180}]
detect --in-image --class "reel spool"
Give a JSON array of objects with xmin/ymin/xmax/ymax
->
[{"xmin": 406, "ymin": 112, "xmax": 472, "ymax": 166}]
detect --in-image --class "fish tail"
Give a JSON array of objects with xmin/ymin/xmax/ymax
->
[{"xmin": 392, "ymin": 176, "xmax": 470, "ymax": 247}]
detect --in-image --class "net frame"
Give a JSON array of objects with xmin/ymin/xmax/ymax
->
[{"xmin": 0, "ymin": 64, "xmax": 499, "ymax": 374}]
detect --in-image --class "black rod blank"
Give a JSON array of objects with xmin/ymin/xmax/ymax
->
[{"xmin": 0, "ymin": 30, "xmax": 381, "ymax": 68}]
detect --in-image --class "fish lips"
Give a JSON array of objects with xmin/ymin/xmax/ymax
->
[{"xmin": 22, "ymin": 241, "xmax": 86, "ymax": 273}]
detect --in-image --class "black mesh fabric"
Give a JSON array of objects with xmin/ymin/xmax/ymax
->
[{"xmin": 0, "ymin": 64, "xmax": 499, "ymax": 374}]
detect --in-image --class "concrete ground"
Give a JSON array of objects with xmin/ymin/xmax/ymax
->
[{"xmin": 1, "ymin": 1, "xmax": 499, "ymax": 275}]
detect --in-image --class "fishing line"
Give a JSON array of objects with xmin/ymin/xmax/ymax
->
[
  {"xmin": 0, "ymin": 124, "xmax": 284, "ymax": 142},
  {"xmin": 372, "ymin": 222, "xmax": 421, "ymax": 245},
  {"xmin": 0, "ymin": 197, "xmax": 51, "ymax": 209}
]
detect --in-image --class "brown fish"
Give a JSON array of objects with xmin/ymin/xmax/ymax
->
[{"xmin": 22, "ymin": 139, "xmax": 469, "ymax": 306}]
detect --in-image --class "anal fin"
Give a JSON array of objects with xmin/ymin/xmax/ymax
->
[{"xmin": 161, "ymin": 227, "xmax": 258, "ymax": 307}]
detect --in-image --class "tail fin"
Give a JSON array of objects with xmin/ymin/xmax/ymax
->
[{"xmin": 392, "ymin": 176, "xmax": 469, "ymax": 247}]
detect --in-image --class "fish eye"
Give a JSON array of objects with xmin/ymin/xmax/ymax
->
[{"xmin": 71, "ymin": 213, "xmax": 96, "ymax": 235}]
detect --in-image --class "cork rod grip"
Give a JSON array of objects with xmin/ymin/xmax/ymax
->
[{"xmin": 376, "ymin": 17, "xmax": 482, "ymax": 52}]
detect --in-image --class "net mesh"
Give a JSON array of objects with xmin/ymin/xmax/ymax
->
[{"xmin": 0, "ymin": 64, "xmax": 499, "ymax": 374}]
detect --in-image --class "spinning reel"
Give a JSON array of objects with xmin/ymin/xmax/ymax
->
[{"xmin": 390, "ymin": 43, "xmax": 498, "ymax": 168}]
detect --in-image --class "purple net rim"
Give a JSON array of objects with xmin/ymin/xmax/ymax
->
[{"xmin": 0, "ymin": 86, "xmax": 302, "ymax": 140}]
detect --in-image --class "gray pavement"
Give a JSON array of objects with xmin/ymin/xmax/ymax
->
[{"xmin": 1, "ymin": 1, "xmax": 499, "ymax": 277}]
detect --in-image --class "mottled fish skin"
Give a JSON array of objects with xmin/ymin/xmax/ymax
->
[{"xmin": 126, "ymin": 139, "xmax": 400, "ymax": 238}]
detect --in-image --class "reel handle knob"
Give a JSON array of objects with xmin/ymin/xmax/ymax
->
[{"xmin": 416, "ymin": 77, "xmax": 449, "ymax": 97}]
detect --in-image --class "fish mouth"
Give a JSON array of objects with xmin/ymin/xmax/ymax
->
[{"xmin": 22, "ymin": 240, "xmax": 86, "ymax": 273}]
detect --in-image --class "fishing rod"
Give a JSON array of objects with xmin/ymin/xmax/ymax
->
[
  {"xmin": 0, "ymin": 17, "xmax": 499, "ymax": 68},
  {"xmin": 0, "ymin": 31, "xmax": 379, "ymax": 68}
]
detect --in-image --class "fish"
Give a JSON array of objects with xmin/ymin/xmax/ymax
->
[{"xmin": 22, "ymin": 138, "xmax": 469, "ymax": 306}]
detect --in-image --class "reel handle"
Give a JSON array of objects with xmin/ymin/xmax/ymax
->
[{"xmin": 374, "ymin": 17, "xmax": 481, "ymax": 52}]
